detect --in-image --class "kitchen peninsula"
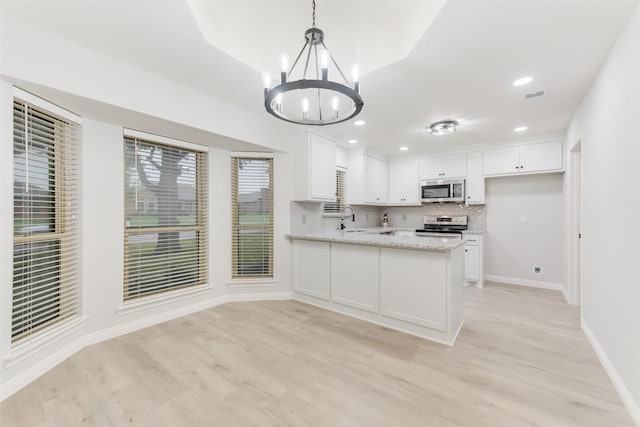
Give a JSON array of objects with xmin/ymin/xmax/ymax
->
[{"xmin": 287, "ymin": 230, "xmax": 465, "ymax": 345}]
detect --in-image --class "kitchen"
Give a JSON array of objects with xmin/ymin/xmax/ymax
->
[{"xmin": 0, "ymin": 1, "xmax": 639, "ymax": 426}]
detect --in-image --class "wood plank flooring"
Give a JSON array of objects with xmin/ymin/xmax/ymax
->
[{"xmin": 1, "ymin": 282, "xmax": 634, "ymax": 426}]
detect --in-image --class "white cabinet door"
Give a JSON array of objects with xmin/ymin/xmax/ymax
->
[
  {"xmin": 380, "ymin": 248, "xmax": 447, "ymax": 331},
  {"xmin": 365, "ymin": 155, "xmax": 388, "ymax": 203},
  {"xmin": 309, "ymin": 134, "xmax": 338, "ymax": 200},
  {"xmin": 293, "ymin": 132, "xmax": 337, "ymax": 201},
  {"xmin": 388, "ymin": 160, "xmax": 420, "ymax": 205},
  {"xmin": 464, "ymin": 245, "xmax": 480, "ymax": 281},
  {"xmin": 465, "ymin": 152, "xmax": 484, "ymax": 205},
  {"xmin": 441, "ymin": 154, "xmax": 467, "ymax": 178},
  {"xmin": 419, "ymin": 157, "xmax": 443, "ymax": 180},
  {"xmin": 292, "ymin": 240, "xmax": 331, "ymax": 300},
  {"xmin": 483, "ymin": 141, "xmax": 563, "ymax": 176},
  {"xmin": 331, "ymin": 244, "xmax": 379, "ymax": 313},
  {"xmin": 482, "ymin": 146, "xmax": 520, "ymax": 176},
  {"xmin": 520, "ymin": 141, "xmax": 563, "ymax": 173}
]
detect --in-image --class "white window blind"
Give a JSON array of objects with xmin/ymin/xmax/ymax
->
[
  {"xmin": 323, "ymin": 170, "xmax": 346, "ymax": 216},
  {"xmin": 12, "ymin": 99, "xmax": 81, "ymax": 346},
  {"xmin": 231, "ymin": 156, "xmax": 274, "ymax": 279},
  {"xmin": 124, "ymin": 137, "xmax": 208, "ymax": 301}
]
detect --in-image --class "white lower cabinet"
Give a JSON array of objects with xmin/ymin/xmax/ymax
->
[
  {"xmin": 464, "ymin": 234, "xmax": 484, "ymax": 287},
  {"xmin": 331, "ymin": 244, "xmax": 379, "ymax": 313},
  {"xmin": 380, "ymin": 248, "xmax": 447, "ymax": 331},
  {"xmin": 291, "ymin": 239, "xmax": 331, "ymax": 300}
]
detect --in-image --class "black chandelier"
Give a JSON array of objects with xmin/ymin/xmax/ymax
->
[{"xmin": 262, "ymin": 0, "xmax": 364, "ymax": 126}]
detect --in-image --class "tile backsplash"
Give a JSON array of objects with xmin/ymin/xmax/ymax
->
[
  {"xmin": 383, "ymin": 204, "xmax": 486, "ymax": 232},
  {"xmin": 290, "ymin": 202, "xmax": 486, "ymax": 233},
  {"xmin": 290, "ymin": 202, "xmax": 385, "ymax": 233}
]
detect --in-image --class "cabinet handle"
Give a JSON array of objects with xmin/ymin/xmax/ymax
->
[
  {"xmin": 515, "ymin": 166, "xmax": 519, "ymax": 169},
  {"xmin": 465, "ymin": 249, "xmax": 468, "ymax": 252},
  {"xmin": 520, "ymin": 165, "xmax": 524, "ymax": 169}
]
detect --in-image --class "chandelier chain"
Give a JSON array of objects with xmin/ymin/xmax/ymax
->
[{"xmin": 312, "ymin": 0, "xmax": 316, "ymax": 27}]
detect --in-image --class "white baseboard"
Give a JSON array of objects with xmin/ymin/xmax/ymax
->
[
  {"xmin": 227, "ymin": 291, "xmax": 292, "ymax": 302},
  {"xmin": 581, "ymin": 318, "xmax": 640, "ymax": 426},
  {"xmin": 0, "ymin": 336, "xmax": 85, "ymax": 402},
  {"xmin": 84, "ymin": 294, "xmax": 231, "ymax": 347},
  {"xmin": 0, "ymin": 292, "xmax": 291, "ymax": 402},
  {"xmin": 484, "ymin": 274, "xmax": 564, "ymax": 292}
]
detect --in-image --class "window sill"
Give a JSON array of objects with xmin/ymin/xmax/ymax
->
[
  {"xmin": 4, "ymin": 315, "xmax": 88, "ymax": 368},
  {"xmin": 117, "ymin": 284, "xmax": 213, "ymax": 316},
  {"xmin": 227, "ymin": 279, "xmax": 277, "ymax": 288}
]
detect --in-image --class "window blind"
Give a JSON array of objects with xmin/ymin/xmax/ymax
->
[
  {"xmin": 231, "ymin": 157, "xmax": 274, "ymax": 279},
  {"xmin": 12, "ymin": 99, "xmax": 81, "ymax": 345},
  {"xmin": 323, "ymin": 170, "xmax": 345, "ymax": 216},
  {"xmin": 124, "ymin": 137, "xmax": 208, "ymax": 301}
]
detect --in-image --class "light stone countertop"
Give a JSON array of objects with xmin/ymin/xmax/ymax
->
[{"xmin": 286, "ymin": 228, "xmax": 467, "ymax": 252}]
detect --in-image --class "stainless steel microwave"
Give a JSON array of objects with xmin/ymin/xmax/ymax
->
[{"xmin": 420, "ymin": 179, "xmax": 465, "ymax": 203}]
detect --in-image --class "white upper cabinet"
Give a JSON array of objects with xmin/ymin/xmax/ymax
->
[
  {"xmin": 388, "ymin": 160, "xmax": 420, "ymax": 205},
  {"xmin": 292, "ymin": 132, "xmax": 337, "ymax": 202},
  {"xmin": 483, "ymin": 141, "xmax": 563, "ymax": 176},
  {"xmin": 420, "ymin": 154, "xmax": 467, "ymax": 180},
  {"xmin": 465, "ymin": 152, "xmax": 485, "ymax": 205},
  {"xmin": 347, "ymin": 153, "xmax": 388, "ymax": 205}
]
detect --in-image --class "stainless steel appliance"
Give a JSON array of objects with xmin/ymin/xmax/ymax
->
[
  {"xmin": 415, "ymin": 215, "xmax": 468, "ymax": 238},
  {"xmin": 420, "ymin": 178, "xmax": 465, "ymax": 203}
]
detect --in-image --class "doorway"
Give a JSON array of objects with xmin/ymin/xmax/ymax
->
[{"xmin": 568, "ymin": 140, "xmax": 582, "ymax": 306}]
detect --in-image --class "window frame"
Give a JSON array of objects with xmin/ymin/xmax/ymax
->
[
  {"xmin": 123, "ymin": 130, "xmax": 209, "ymax": 302},
  {"xmin": 231, "ymin": 154, "xmax": 274, "ymax": 280},
  {"xmin": 322, "ymin": 168, "xmax": 346, "ymax": 217},
  {"xmin": 11, "ymin": 90, "xmax": 82, "ymax": 347}
]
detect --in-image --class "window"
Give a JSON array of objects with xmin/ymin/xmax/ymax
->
[
  {"xmin": 124, "ymin": 135, "xmax": 208, "ymax": 301},
  {"xmin": 231, "ymin": 156, "xmax": 274, "ymax": 279},
  {"xmin": 323, "ymin": 169, "xmax": 346, "ymax": 216},
  {"xmin": 12, "ymin": 97, "xmax": 81, "ymax": 345}
]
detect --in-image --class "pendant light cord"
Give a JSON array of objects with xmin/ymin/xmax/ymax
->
[{"xmin": 312, "ymin": 0, "xmax": 316, "ymax": 27}]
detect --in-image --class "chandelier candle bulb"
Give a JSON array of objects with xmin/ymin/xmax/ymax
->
[
  {"xmin": 332, "ymin": 96, "xmax": 339, "ymax": 119},
  {"xmin": 302, "ymin": 97, "xmax": 309, "ymax": 120},
  {"xmin": 321, "ymin": 50, "xmax": 329, "ymax": 80},
  {"xmin": 275, "ymin": 93, "xmax": 283, "ymax": 112}
]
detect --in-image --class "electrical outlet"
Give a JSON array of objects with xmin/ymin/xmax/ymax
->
[
  {"xmin": 302, "ymin": 214, "xmax": 307, "ymax": 225},
  {"xmin": 520, "ymin": 214, "xmax": 528, "ymax": 223},
  {"xmin": 533, "ymin": 265, "xmax": 542, "ymax": 274}
]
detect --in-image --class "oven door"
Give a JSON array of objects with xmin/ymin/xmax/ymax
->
[{"xmin": 421, "ymin": 183, "xmax": 452, "ymax": 202}]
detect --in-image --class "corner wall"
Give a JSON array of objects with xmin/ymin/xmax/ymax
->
[{"xmin": 565, "ymin": 4, "xmax": 640, "ymax": 423}]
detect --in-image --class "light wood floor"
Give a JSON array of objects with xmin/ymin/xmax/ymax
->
[{"xmin": 1, "ymin": 282, "xmax": 634, "ymax": 426}]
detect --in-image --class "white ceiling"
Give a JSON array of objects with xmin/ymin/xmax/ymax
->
[{"xmin": 2, "ymin": 0, "xmax": 638, "ymax": 158}]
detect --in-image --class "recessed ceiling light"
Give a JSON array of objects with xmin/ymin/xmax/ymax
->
[
  {"xmin": 399, "ymin": 146, "xmax": 409, "ymax": 151},
  {"xmin": 429, "ymin": 120, "xmax": 458, "ymax": 136},
  {"xmin": 354, "ymin": 120, "xmax": 366, "ymax": 126},
  {"xmin": 348, "ymin": 139, "xmax": 358, "ymax": 144},
  {"xmin": 514, "ymin": 126, "xmax": 528, "ymax": 132},
  {"xmin": 513, "ymin": 76, "xmax": 533, "ymax": 86}
]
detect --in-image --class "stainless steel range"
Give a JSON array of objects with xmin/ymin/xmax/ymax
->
[{"xmin": 415, "ymin": 215, "xmax": 468, "ymax": 238}]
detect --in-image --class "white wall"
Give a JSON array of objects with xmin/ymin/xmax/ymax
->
[
  {"xmin": 484, "ymin": 174, "xmax": 565, "ymax": 290},
  {"xmin": 565, "ymin": 4, "xmax": 640, "ymax": 422}
]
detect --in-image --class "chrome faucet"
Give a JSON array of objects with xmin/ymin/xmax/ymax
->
[{"xmin": 339, "ymin": 206, "xmax": 355, "ymax": 230}]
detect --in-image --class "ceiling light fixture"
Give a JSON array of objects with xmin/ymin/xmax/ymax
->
[
  {"xmin": 354, "ymin": 120, "xmax": 366, "ymax": 126},
  {"xmin": 513, "ymin": 76, "xmax": 533, "ymax": 86},
  {"xmin": 262, "ymin": 0, "xmax": 363, "ymax": 126},
  {"xmin": 514, "ymin": 126, "xmax": 528, "ymax": 132},
  {"xmin": 430, "ymin": 120, "xmax": 459, "ymax": 136},
  {"xmin": 348, "ymin": 139, "xmax": 358, "ymax": 144},
  {"xmin": 400, "ymin": 146, "xmax": 409, "ymax": 151}
]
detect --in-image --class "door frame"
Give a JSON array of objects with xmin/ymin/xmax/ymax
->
[{"xmin": 567, "ymin": 139, "xmax": 582, "ymax": 306}]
